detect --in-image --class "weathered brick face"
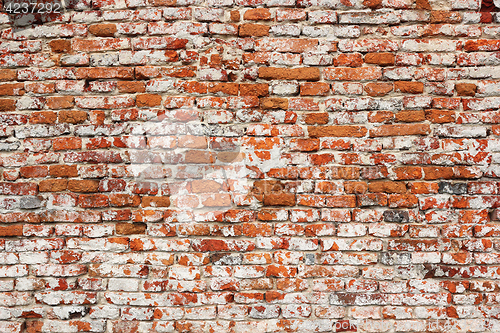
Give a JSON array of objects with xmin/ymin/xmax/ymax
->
[{"xmin": 0, "ymin": 0, "xmax": 499, "ymax": 332}]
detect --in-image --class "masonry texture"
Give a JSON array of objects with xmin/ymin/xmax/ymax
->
[{"xmin": 1, "ymin": 0, "xmax": 500, "ymax": 332}]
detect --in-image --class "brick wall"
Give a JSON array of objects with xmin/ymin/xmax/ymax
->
[{"xmin": 0, "ymin": 0, "xmax": 499, "ymax": 332}]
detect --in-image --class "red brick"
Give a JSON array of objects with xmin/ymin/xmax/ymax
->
[
  {"xmin": 0, "ymin": 225, "xmax": 23, "ymax": 237},
  {"xmin": 334, "ymin": 53, "xmax": 363, "ymax": 67},
  {"xmin": 39, "ymin": 180, "xmax": 68, "ymax": 192},
  {"xmin": 136, "ymin": 94, "xmax": 162, "ymax": 107},
  {"xmin": 49, "ymin": 39, "xmax": 71, "ymax": 53},
  {"xmin": 364, "ymin": 52, "xmax": 395, "ymax": 66},
  {"xmin": 369, "ymin": 124, "xmax": 431, "ymax": 137},
  {"xmin": 395, "ymin": 110, "xmax": 426, "ymax": 122},
  {"xmin": 46, "ymin": 96, "xmax": 74, "ymax": 109},
  {"xmin": 239, "ymin": 24, "xmax": 269, "ymax": 37},
  {"xmin": 240, "ymin": 83, "xmax": 268, "ymax": 96},
  {"xmin": 89, "ymin": 24, "xmax": 117, "ymax": 37},
  {"xmin": 243, "ymin": 8, "xmax": 272, "ymax": 20},
  {"xmin": 19, "ymin": 166, "xmax": 48, "ymax": 178},
  {"xmin": 369, "ymin": 181, "xmax": 407, "ymax": 194},
  {"xmin": 456, "ymin": 83, "xmax": 477, "ymax": 96},
  {"xmin": 324, "ymin": 67, "xmax": 382, "ymax": 81},
  {"xmin": 259, "ymin": 67, "xmax": 320, "ymax": 81},
  {"xmin": 0, "ymin": 99, "xmax": 16, "ymax": 111},
  {"xmin": 464, "ymin": 39, "xmax": 500, "ymax": 51},
  {"xmin": 58, "ymin": 111, "xmax": 87, "ymax": 124},
  {"xmin": 53, "ymin": 137, "xmax": 82, "ymax": 151},
  {"xmin": 309, "ymin": 126, "xmax": 368, "ymax": 138},
  {"xmin": 364, "ymin": 82, "xmax": 393, "ymax": 97},
  {"xmin": 117, "ymin": 81, "xmax": 146, "ymax": 93},
  {"xmin": 78, "ymin": 194, "xmax": 109, "ymax": 208},
  {"xmin": 430, "ymin": 10, "xmax": 462, "ymax": 23},
  {"xmin": 300, "ymin": 83, "xmax": 330, "ymax": 96},
  {"xmin": 0, "ymin": 83, "xmax": 24, "ymax": 96},
  {"xmin": 49, "ymin": 165, "xmax": 78, "ymax": 178},
  {"xmin": 75, "ymin": 68, "xmax": 134, "ymax": 80},
  {"xmin": 260, "ymin": 98, "xmax": 288, "ymax": 110},
  {"xmin": 303, "ymin": 113, "xmax": 329, "ymax": 125},
  {"xmin": 394, "ymin": 81, "xmax": 424, "ymax": 94},
  {"xmin": 68, "ymin": 180, "xmax": 100, "ymax": 193},
  {"xmin": 30, "ymin": 111, "xmax": 57, "ymax": 124}
]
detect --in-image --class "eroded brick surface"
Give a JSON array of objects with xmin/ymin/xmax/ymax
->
[{"xmin": 0, "ymin": 0, "xmax": 498, "ymax": 332}]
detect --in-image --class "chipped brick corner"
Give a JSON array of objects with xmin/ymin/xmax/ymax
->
[{"xmin": 0, "ymin": 0, "xmax": 499, "ymax": 332}]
